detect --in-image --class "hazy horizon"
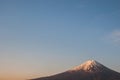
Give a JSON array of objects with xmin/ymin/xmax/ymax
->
[{"xmin": 0, "ymin": 0, "xmax": 120, "ymax": 80}]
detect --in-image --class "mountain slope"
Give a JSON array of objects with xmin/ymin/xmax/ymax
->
[{"xmin": 31, "ymin": 60, "xmax": 120, "ymax": 80}]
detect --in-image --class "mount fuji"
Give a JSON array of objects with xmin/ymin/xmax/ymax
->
[{"xmin": 31, "ymin": 60, "xmax": 120, "ymax": 80}]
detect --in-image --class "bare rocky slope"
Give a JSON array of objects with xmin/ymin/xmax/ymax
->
[{"xmin": 31, "ymin": 60, "xmax": 120, "ymax": 80}]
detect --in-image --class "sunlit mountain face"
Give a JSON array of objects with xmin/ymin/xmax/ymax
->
[{"xmin": 31, "ymin": 60, "xmax": 120, "ymax": 80}]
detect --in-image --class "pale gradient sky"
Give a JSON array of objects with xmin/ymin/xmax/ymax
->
[{"xmin": 0, "ymin": 0, "xmax": 120, "ymax": 80}]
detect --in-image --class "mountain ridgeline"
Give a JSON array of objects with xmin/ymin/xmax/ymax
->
[{"xmin": 31, "ymin": 60, "xmax": 120, "ymax": 80}]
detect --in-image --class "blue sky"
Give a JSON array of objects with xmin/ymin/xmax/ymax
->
[{"xmin": 0, "ymin": 0, "xmax": 120, "ymax": 80}]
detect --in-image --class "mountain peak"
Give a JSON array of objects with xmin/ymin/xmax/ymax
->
[
  {"xmin": 69, "ymin": 60, "xmax": 104, "ymax": 72},
  {"xmin": 32, "ymin": 60, "xmax": 120, "ymax": 80}
]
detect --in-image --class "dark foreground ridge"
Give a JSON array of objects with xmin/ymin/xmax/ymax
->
[{"xmin": 31, "ymin": 60, "xmax": 120, "ymax": 80}]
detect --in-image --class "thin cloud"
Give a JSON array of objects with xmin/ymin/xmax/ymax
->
[
  {"xmin": 110, "ymin": 30, "xmax": 120, "ymax": 43},
  {"xmin": 106, "ymin": 30, "xmax": 120, "ymax": 44}
]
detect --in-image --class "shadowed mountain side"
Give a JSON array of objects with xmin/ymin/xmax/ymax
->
[{"xmin": 31, "ymin": 60, "xmax": 120, "ymax": 80}]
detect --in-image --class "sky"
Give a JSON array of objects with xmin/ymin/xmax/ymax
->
[{"xmin": 0, "ymin": 0, "xmax": 120, "ymax": 80}]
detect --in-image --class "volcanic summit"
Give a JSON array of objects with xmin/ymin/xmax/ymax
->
[
  {"xmin": 69, "ymin": 60, "xmax": 106, "ymax": 72},
  {"xmin": 31, "ymin": 60, "xmax": 120, "ymax": 80}
]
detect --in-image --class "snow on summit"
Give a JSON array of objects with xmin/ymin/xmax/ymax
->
[{"xmin": 69, "ymin": 60, "xmax": 104, "ymax": 72}]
